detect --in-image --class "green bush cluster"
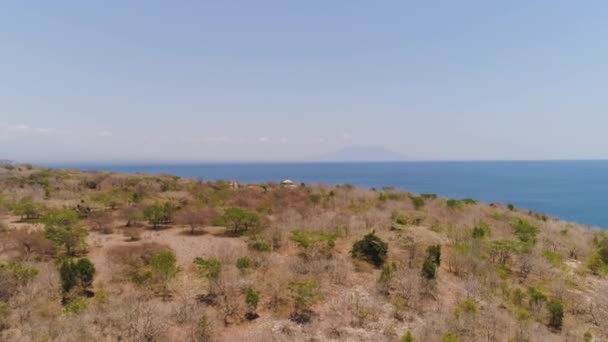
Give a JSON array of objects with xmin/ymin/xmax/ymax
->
[
  {"xmin": 422, "ymin": 245, "xmax": 441, "ymax": 280},
  {"xmin": 351, "ymin": 231, "xmax": 388, "ymax": 267}
]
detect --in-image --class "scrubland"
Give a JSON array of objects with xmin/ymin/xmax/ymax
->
[{"xmin": 0, "ymin": 165, "xmax": 607, "ymax": 342}]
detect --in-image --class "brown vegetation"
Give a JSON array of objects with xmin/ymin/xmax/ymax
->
[{"xmin": 0, "ymin": 165, "xmax": 606, "ymax": 341}]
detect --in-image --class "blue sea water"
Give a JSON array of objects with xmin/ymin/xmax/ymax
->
[{"xmin": 51, "ymin": 161, "xmax": 608, "ymax": 229}]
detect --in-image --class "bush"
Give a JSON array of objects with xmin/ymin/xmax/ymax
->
[
  {"xmin": 43, "ymin": 209, "xmax": 87, "ymax": 256},
  {"xmin": 248, "ymin": 235, "xmax": 272, "ymax": 252},
  {"xmin": 351, "ymin": 231, "xmax": 388, "ymax": 267},
  {"xmin": 409, "ymin": 195, "xmax": 425, "ymax": 210},
  {"xmin": 221, "ymin": 207, "xmax": 260, "ymax": 235},
  {"xmin": 59, "ymin": 258, "xmax": 95, "ymax": 295},
  {"xmin": 63, "ymin": 297, "xmax": 88, "ymax": 314},
  {"xmin": 471, "ymin": 222, "xmax": 491, "ymax": 239},
  {"xmin": 402, "ymin": 331, "xmax": 414, "ymax": 342},
  {"xmin": 446, "ymin": 199, "xmax": 463, "ymax": 209},
  {"xmin": 149, "ymin": 251, "xmax": 179, "ymax": 294},
  {"xmin": 244, "ymin": 287, "xmax": 260, "ymax": 316},
  {"xmin": 421, "ymin": 245, "xmax": 441, "ymax": 280},
  {"xmin": 290, "ymin": 230, "xmax": 336, "ymax": 259},
  {"xmin": 441, "ymin": 332, "xmax": 458, "ymax": 342},
  {"xmin": 194, "ymin": 257, "xmax": 223, "ymax": 296},
  {"xmin": 421, "ymin": 256, "xmax": 437, "ymax": 280},
  {"xmin": 454, "ymin": 299, "xmax": 477, "ymax": 318},
  {"xmin": 11, "ymin": 196, "xmax": 42, "ymax": 221},
  {"xmin": 143, "ymin": 202, "xmax": 175, "ymax": 229},
  {"xmin": 546, "ymin": 299, "xmax": 564, "ymax": 329},
  {"xmin": 420, "ymin": 193, "xmax": 437, "ymax": 200},
  {"xmin": 426, "ymin": 245, "xmax": 441, "ymax": 266},
  {"xmin": 288, "ymin": 279, "xmax": 320, "ymax": 319},
  {"xmin": 511, "ymin": 218, "xmax": 539, "ymax": 244},
  {"xmin": 236, "ymin": 256, "xmax": 251, "ymax": 272}
]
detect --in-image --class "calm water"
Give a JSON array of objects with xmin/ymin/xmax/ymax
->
[{"xmin": 51, "ymin": 161, "xmax": 608, "ymax": 229}]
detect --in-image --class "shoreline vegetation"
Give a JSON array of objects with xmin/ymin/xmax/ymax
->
[{"xmin": 1, "ymin": 164, "xmax": 607, "ymax": 341}]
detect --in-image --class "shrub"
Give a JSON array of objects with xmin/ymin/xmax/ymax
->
[
  {"xmin": 511, "ymin": 218, "xmax": 539, "ymax": 244},
  {"xmin": 149, "ymin": 251, "xmax": 179, "ymax": 294},
  {"xmin": 0, "ymin": 261, "xmax": 39, "ymax": 283},
  {"xmin": 542, "ymin": 250, "xmax": 563, "ymax": 267},
  {"xmin": 401, "ymin": 331, "xmax": 414, "ymax": 342},
  {"xmin": 59, "ymin": 258, "xmax": 95, "ymax": 294},
  {"xmin": 351, "ymin": 231, "xmax": 388, "ymax": 267},
  {"xmin": 194, "ymin": 257, "xmax": 223, "ymax": 296},
  {"xmin": 446, "ymin": 199, "xmax": 463, "ymax": 209},
  {"xmin": 426, "ymin": 245, "xmax": 441, "ymax": 266},
  {"xmin": 527, "ymin": 286, "xmax": 547, "ymax": 308},
  {"xmin": 248, "ymin": 235, "xmax": 272, "ymax": 252},
  {"xmin": 377, "ymin": 261, "xmax": 397, "ymax": 294},
  {"xmin": 420, "ymin": 193, "xmax": 437, "ymax": 200},
  {"xmin": 454, "ymin": 299, "xmax": 477, "ymax": 318},
  {"xmin": 587, "ymin": 253, "xmax": 608, "ymax": 275},
  {"xmin": 546, "ymin": 299, "xmax": 564, "ymax": 330},
  {"xmin": 471, "ymin": 222, "xmax": 491, "ymax": 239},
  {"xmin": 11, "ymin": 196, "xmax": 42, "ymax": 221},
  {"xmin": 421, "ymin": 256, "xmax": 437, "ymax": 280},
  {"xmin": 290, "ymin": 230, "xmax": 337, "ymax": 259},
  {"xmin": 236, "ymin": 256, "xmax": 251, "ymax": 272},
  {"xmin": 244, "ymin": 287, "xmax": 260, "ymax": 317},
  {"xmin": 409, "ymin": 195, "xmax": 425, "ymax": 210},
  {"xmin": 43, "ymin": 209, "xmax": 87, "ymax": 256},
  {"xmin": 63, "ymin": 297, "xmax": 88, "ymax": 314},
  {"xmin": 288, "ymin": 279, "xmax": 320, "ymax": 319},
  {"xmin": 143, "ymin": 202, "xmax": 175, "ymax": 229},
  {"xmin": 221, "ymin": 207, "xmax": 260, "ymax": 235},
  {"xmin": 441, "ymin": 332, "xmax": 458, "ymax": 342},
  {"xmin": 507, "ymin": 203, "xmax": 515, "ymax": 210}
]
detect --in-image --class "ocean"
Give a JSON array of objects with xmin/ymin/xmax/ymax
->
[{"xmin": 50, "ymin": 161, "xmax": 608, "ymax": 229}]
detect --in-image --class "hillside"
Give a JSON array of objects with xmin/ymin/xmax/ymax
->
[{"xmin": 0, "ymin": 165, "xmax": 607, "ymax": 342}]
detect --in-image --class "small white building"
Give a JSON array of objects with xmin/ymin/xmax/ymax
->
[{"xmin": 281, "ymin": 179, "xmax": 296, "ymax": 187}]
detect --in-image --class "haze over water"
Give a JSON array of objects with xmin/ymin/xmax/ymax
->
[{"xmin": 51, "ymin": 160, "xmax": 608, "ymax": 229}]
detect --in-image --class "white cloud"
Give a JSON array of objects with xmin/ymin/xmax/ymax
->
[
  {"xmin": 98, "ymin": 130, "xmax": 113, "ymax": 137},
  {"xmin": 203, "ymin": 136, "xmax": 232, "ymax": 144},
  {"xmin": 342, "ymin": 132, "xmax": 353, "ymax": 140},
  {"xmin": 311, "ymin": 137, "xmax": 325, "ymax": 144},
  {"xmin": 7, "ymin": 123, "xmax": 30, "ymax": 131},
  {"xmin": 258, "ymin": 136, "xmax": 270, "ymax": 143},
  {"xmin": 279, "ymin": 137, "xmax": 289, "ymax": 144}
]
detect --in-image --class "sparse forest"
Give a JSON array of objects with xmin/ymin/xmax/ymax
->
[{"xmin": 0, "ymin": 165, "xmax": 606, "ymax": 341}]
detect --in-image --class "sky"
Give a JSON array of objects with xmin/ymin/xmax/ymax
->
[{"xmin": 1, "ymin": 1, "xmax": 608, "ymax": 162}]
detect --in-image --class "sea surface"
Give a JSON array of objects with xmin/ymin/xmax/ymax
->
[{"xmin": 50, "ymin": 161, "xmax": 608, "ymax": 229}]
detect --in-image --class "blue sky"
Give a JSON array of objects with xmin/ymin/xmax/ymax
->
[{"xmin": 1, "ymin": 1, "xmax": 608, "ymax": 162}]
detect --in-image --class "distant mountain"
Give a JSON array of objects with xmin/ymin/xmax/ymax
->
[{"xmin": 313, "ymin": 146, "xmax": 407, "ymax": 162}]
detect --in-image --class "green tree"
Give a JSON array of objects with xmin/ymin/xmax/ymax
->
[
  {"xmin": 59, "ymin": 258, "xmax": 95, "ymax": 294},
  {"xmin": 546, "ymin": 299, "xmax": 564, "ymax": 330},
  {"xmin": 512, "ymin": 218, "xmax": 539, "ymax": 244},
  {"xmin": 421, "ymin": 256, "xmax": 437, "ymax": 279},
  {"xmin": 43, "ymin": 209, "xmax": 87, "ymax": 256},
  {"xmin": 288, "ymin": 279, "xmax": 320, "ymax": 318},
  {"xmin": 244, "ymin": 287, "xmax": 260, "ymax": 318},
  {"xmin": 409, "ymin": 195, "xmax": 425, "ymax": 210},
  {"xmin": 143, "ymin": 203, "xmax": 175, "ymax": 229},
  {"xmin": 194, "ymin": 257, "xmax": 223, "ymax": 296},
  {"xmin": 351, "ymin": 231, "xmax": 388, "ymax": 267},
  {"xmin": 472, "ymin": 222, "xmax": 491, "ymax": 239},
  {"xmin": 12, "ymin": 196, "xmax": 40, "ymax": 221},
  {"xmin": 221, "ymin": 207, "xmax": 260, "ymax": 235},
  {"xmin": 149, "ymin": 251, "xmax": 179, "ymax": 295}
]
